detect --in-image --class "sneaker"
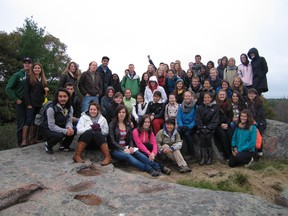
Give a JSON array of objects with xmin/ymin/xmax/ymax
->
[
  {"xmin": 162, "ymin": 166, "xmax": 172, "ymax": 175},
  {"xmin": 179, "ymin": 166, "xmax": 192, "ymax": 173},
  {"xmin": 58, "ymin": 143, "xmax": 65, "ymax": 151},
  {"xmin": 257, "ymin": 151, "xmax": 263, "ymax": 157},
  {"xmin": 63, "ymin": 147, "xmax": 75, "ymax": 152},
  {"xmin": 149, "ymin": 169, "xmax": 161, "ymax": 177},
  {"xmin": 45, "ymin": 142, "xmax": 54, "ymax": 154},
  {"xmin": 244, "ymin": 157, "xmax": 254, "ymax": 168}
]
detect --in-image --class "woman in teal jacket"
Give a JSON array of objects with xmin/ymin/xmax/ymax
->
[{"xmin": 229, "ymin": 109, "xmax": 256, "ymax": 167}]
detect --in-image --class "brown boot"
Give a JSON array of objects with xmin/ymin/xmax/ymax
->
[
  {"xmin": 20, "ymin": 126, "xmax": 30, "ymax": 147},
  {"xmin": 100, "ymin": 143, "xmax": 112, "ymax": 166},
  {"xmin": 29, "ymin": 125, "xmax": 38, "ymax": 144},
  {"xmin": 73, "ymin": 141, "xmax": 87, "ymax": 163}
]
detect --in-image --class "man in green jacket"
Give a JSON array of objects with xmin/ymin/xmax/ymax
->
[
  {"xmin": 121, "ymin": 64, "xmax": 140, "ymax": 98},
  {"xmin": 6, "ymin": 57, "xmax": 32, "ymax": 146}
]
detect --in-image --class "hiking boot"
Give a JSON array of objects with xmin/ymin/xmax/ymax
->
[
  {"xmin": 179, "ymin": 166, "xmax": 192, "ymax": 173},
  {"xmin": 244, "ymin": 157, "xmax": 254, "ymax": 168},
  {"xmin": 199, "ymin": 148, "xmax": 207, "ymax": 166},
  {"xmin": 149, "ymin": 169, "xmax": 161, "ymax": 177},
  {"xmin": 162, "ymin": 166, "xmax": 171, "ymax": 175},
  {"xmin": 45, "ymin": 142, "xmax": 54, "ymax": 154}
]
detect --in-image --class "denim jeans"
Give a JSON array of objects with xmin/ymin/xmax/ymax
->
[
  {"xmin": 111, "ymin": 149, "xmax": 160, "ymax": 173},
  {"xmin": 82, "ymin": 95, "xmax": 99, "ymax": 112}
]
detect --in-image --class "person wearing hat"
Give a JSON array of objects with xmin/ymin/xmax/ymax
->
[
  {"xmin": 6, "ymin": 57, "xmax": 32, "ymax": 146},
  {"xmin": 156, "ymin": 118, "xmax": 192, "ymax": 173}
]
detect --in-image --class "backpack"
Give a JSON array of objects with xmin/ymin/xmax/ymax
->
[
  {"xmin": 34, "ymin": 101, "xmax": 53, "ymax": 126},
  {"xmin": 250, "ymin": 126, "xmax": 263, "ymax": 150}
]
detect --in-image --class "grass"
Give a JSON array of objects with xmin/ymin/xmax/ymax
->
[
  {"xmin": 177, "ymin": 171, "xmax": 251, "ymax": 194},
  {"xmin": 248, "ymin": 159, "xmax": 288, "ymax": 171},
  {"xmin": 0, "ymin": 122, "xmax": 18, "ymax": 150}
]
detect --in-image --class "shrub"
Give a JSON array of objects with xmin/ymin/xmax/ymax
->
[{"xmin": 0, "ymin": 123, "xmax": 18, "ymax": 150}]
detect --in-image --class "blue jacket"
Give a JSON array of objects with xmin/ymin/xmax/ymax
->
[
  {"xmin": 232, "ymin": 125, "xmax": 257, "ymax": 152},
  {"xmin": 177, "ymin": 104, "xmax": 197, "ymax": 129}
]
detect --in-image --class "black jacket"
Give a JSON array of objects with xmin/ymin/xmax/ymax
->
[
  {"xmin": 97, "ymin": 65, "xmax": 112, "ymax": 96},
  {"xmin": 218, "ymin": 103, "xmax": 233, "ymax": 125},
  {"xmin": 248, "ymin": 48, "xmax": 268, "ymax": 92},
  {"xmin": 195, "ymin": 102, "xmax": 219, "ymax": 131},
  {"xmin": 146, "ymin": 101, "xmax": 165, "ymax": 119},
  {"xmin": 58, "ymin": 72, "xmax": 78, "ymax": 90},
  {"xmin": 108, "ymin": 121, "xmax": 134, "ymax": 151},
  {"xmin": 24, "ymin": 76, "xmax": 46, "ymax": 107}
]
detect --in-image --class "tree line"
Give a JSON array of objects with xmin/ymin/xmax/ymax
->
[{"xmin": 0, "ymin": 17, "xmax": 71, "ymax": 123}]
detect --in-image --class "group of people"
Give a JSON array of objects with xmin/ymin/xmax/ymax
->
[{"xmin": 6, "ymin": 47, "xmax": 268, "ymax": 176}]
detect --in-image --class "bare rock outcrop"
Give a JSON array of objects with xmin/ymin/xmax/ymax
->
[{"xmin": 0, "ymin": 143, "xmax": 286, "ymax": 215}]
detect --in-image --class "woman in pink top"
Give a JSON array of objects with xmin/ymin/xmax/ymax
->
[{"xmin": 132, "ymin": 114, "xmax": 171, "ymax": 175}]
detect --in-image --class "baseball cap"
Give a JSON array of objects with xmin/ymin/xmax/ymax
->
[{"xmin": 23, "ymin": 57, "xmax": 32, "ymax": 63}]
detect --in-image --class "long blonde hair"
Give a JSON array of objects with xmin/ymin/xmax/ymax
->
[{"xmin": 63, "ymin": 61, "xmax": 81, "ymax": 80}]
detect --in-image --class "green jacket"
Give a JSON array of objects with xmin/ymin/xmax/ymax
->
[
  {"xmin": 6, "ymin": 69, "xmax": 27, "ymax": 102},
  {"xmin": 121, "ymin": 73, "xmax": 140, "ymax": 98}
]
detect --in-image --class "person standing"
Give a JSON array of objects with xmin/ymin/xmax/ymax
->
[
  {"xmin": 237, "ymin": 53, "xmax": 253, "ymax": 88},
  {"xmin": 247, "ymin": 48, "xmax": 268, "ymax": 95},
  {"xmin": 79, "ymin": 61, "xmax": 102, "ymax": 112},
  {"xmin": 6, "ymin": 57, "xmax": 32, "ymax": 146},
  {"xmin": 192, "ymin": 54, "xmax": 204, "ymax": 76},
  {"xmin": 58, "ymin": 61, "xmax": 81, "ymax": 90},
  {"xmin": 24, "ymin": 63, "xmax": 49, "ymax": 146},
  {"xmin": 97, "ymin": 56, "xmax": 112, "ymax": 97},
  {"xmin": 121, "ymin": 64, "xmax": 140, "ymax": 98}
]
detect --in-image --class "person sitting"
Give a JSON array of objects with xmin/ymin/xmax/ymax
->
[
  {"xmin": 109, "ymin": 105, "xmax": 162, "ymax": 177},
  {"xmin": 145, "ymin": 91, "xmax": 165, "ymax": 135},
  {"xmin": 156, "ymin": 118, "xmax": 191, "ymax": 173},
  {"xmin": 229, "ymin": 109, "xmax": 257, "ymax": 167},
  {"xmin": 42, "ymin": 88, "xmax": 75, "ymax": 154},
  {"xmin": 73, "ymin": 102, "xmax": 111, "ymax": 165},
  {"xmin": 177, "ymin": 91, "xmax": 197, "ymax": 161},
  {"xmin": 132, "ymin": 114, "xmax": 171, "ymax": 175},
  {"xmin": 195, "ymin": 92, "xmax": 219, "ymax": 165}
]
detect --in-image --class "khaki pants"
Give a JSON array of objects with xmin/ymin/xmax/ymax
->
[{"xmin": 162, "ymin": 144, "xmax": 187, "ymax": 167}]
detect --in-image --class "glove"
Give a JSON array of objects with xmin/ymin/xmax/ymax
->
[{"xmin": 91, "ymin": 123, "xmax": 101, "ymax": 132}]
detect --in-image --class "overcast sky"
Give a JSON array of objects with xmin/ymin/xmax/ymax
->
[{"xmin": 1, "ymin": 0, "xmax": 287, "ymax": 98}]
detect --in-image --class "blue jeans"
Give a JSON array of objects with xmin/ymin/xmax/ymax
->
[
  {"xmin": 111, "ymin": 149, "xmax": 160, "ymax": 173},
  {"xmin": 82, "ymin": 95, "xmax": 99, "ymax": 112}
]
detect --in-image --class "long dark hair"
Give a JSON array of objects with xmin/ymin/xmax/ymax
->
[
  {"xmin": 114, "ymin": 104, "xmax": 130, "ymax": 123},
  {"xmin": 216, "ymin": 89, "xmax": 232, "ymax": 110},
  {"xmin": 53, "ymin": 88, "xmax": 71, "ymax": 110},
  {"xmin": 237, "ymin": 109, "xmax": 254, "ymax": 129},
  {"xmin": 137, "ymin": 114, "xmax": 153, "ymax": 135}
]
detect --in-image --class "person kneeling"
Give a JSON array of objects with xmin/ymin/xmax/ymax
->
[
  {"xmin": 229, "ymin": 109, "xmax": 256, "ymax": 168},
  {"xmin": 73, "ymin": 102, "xmax": 111, "ymax": 165},
  {"xmin": 156, "ymin": 118, "xmax": 191, "ymax": 173}
]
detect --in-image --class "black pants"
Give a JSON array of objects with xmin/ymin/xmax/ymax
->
[
  {"xmin": 214, "ymin": 127, "xmax": 232, "ymax": 159},
  {"xmin": 229, "ymin": 151, "xmax": 254, "ymax": 167},
  {"xmin": 15, "ymin": 102, "xmax": 26, "ymax": 145},
  {"xmin": 44, "ymin": 129, "xmax": 74, "ymax": 148},
  {"xmin": 78, "ymin": 129, "xmax": 106, "ymax": 149},
  {"xmin": 198, "ymin": 132, "xmax": 213, "ymax": 148}
]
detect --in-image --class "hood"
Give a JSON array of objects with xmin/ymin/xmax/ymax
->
[
  {"xmin": 106, "ymin": 86, "xmax": 115, "ymax": 96},
  {"xmin": 247, "ymin": 47, "xmax": 259, "ymax": 60},
  {"xmin": 148, "ymin": 76, "xmax": 159, "ymax": 90}
]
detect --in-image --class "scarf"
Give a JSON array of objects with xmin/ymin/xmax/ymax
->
[
  {"xmin": 91, "ymin": 113, "xmax": 101, "ymax": 124},
  {"xmin": 227, "ymin": 65, "xmax": 238, "ymax": 71},
  {"xmin": 181, "ymin": 100, "xmax": 195, "ymax": 113}
]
